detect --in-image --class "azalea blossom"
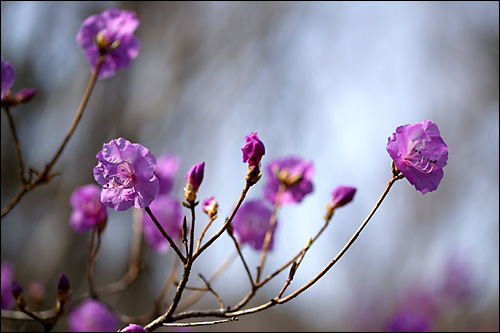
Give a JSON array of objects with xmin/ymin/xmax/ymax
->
[
  {"xmin": 1, "ymin": 58, "xmax": 37, "ymax": 104},
  {"xmin": 1, "ymin": 262, "xmax": 14, "ymax": 309},
  {"xmin": 263, "ymin": 156, "xmax": 314, "ymax": 204},
  {"xmin": 155, "ymin": 154, "xmax": 180, "ymax": 195},
  {"xmin": 232, "ymin": 200, "xmax": 276, "ymax": 251},
  {"xmin": 68, "ymin": 299, "xmax": 118, "ymax": 332},
  {"xmin": 70, "ymin": 184, "xmax": 107, "ymax": 232},
  {"xmin": 76, "ymin": 8, "xmax": 140, "ymax": 78},
  {"xmin": 241, "ymin": 132, "xmax": 265, "ymax": 166},
  {"xmin": 1, "ymin": 58, "xmax": 15, "ymax": 100},
  {"xmin": 93, "ymin": 138, "xmax": 159, "ymax": 211},
  {"xmin": 387, "ymin": 120, "xmax": 448, "ymax": 194}
]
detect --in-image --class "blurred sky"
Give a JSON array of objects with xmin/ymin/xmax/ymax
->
[{"xmin": 1, "ymin": 1, "xmax": 499, "ymax": 332}]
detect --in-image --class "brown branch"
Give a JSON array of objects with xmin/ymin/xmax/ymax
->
[{"xmin": 1, "ymin": 56, "xmax": 105, "ymax": 219}]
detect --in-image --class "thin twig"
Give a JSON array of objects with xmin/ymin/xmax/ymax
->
[
  {"xmin": 198, "ymin": 274, "xmax": 224, "ymax": 309},
  {"xmin": 1, "ymin": 56, "xmax": 105, "ymax": 219},
  {"xmin": 193, "ymin": 182, "xmax": 251, "ymax": 261},
  {"xmin": 195, "ymin": 214, "xmax": 217, "ymax": 253},
  {"xmin": 169, "ymin": 175, "xmax": 402, "ymax": 321},
  {"xmin": 177, "ymin": 250, "xmax": 238, "ymax": 312},
  {"xmin": 144, "ymin": 206, "xmax": 186, "ymax": 263},
  {"xmin": 162, "ymin": 316, "xmax": 237, "ymax": 327},
  {"xmin": 3, "ymin": 105, "xmax": 26, "ymax": 184},
  {"xmin": 256, "ymin": 183, "xmax": 285, "ymax": 283},
  {"xmin": 227, "ymin": 230, "xmax": 254, "ymax": 287}
]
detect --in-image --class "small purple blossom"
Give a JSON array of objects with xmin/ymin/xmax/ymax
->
[
  {"xmin": 155, "ymin": 154, "xmax": 180, "ymax": 194},
  {"xmin": 263, "ymin": 156, "xmax": 314, "ymax": 204},
  {"xmin": 386, "ymin": 308, "xmax": 433, "ymax": 332},
  {"xmin": 121, "ymin": 324, "xmax": 147, "ymax": 332},
  {"xmin": 94, "ymin": 138, "xmax": 159, "ymax": 211},
  {"xmin": 328, "ymin": 185, "xmax": 357, "ymax": 210},
  {"xmin": 1, "ymin": 58, "xmax": 16, "ymax": 100},
  {"xmin": 202, "ymin": 196, "xmax": 218, "ymax": 217},
  {"xmin": 387, "ymin": 120, "xmax": 448, "ymax": 194},
  {"xmin": 68, "ymin": 299, "xmax": 118, "ymax": 332},
  {"xmin": 70, "ymin": 184, "xmax": 107, "ymax": 232},
  {"xmin": 241, "ymin": 132, "xmax": 265, "ymax": 166},
  {"xmin": 233, "ymin": 200, "xmax": 276, "ymax": 251},
  {"xmin": 1, "ymin": 261, "xmax": 14, "ymax": 309},
  {"xmin": 142, "ymin": 194, "xmax": 182, "ymax": 253},
  {"xmin": 77, "ymin": 8, "xmax": 140, "ymax": 79}
]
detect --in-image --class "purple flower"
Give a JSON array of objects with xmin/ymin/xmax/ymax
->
[
  {"xmin": 386, "ymin": 308, "xmax": 433, "ymax": 332},
  {"xmin": 121, "ymin": 324, "xmax": 147, "ymax": 332},
  {"xmin": 184, "ymin": 161, "xmax": 205, "ymax": 203},
  {"xmin": 155, "ymin": 154, "xmax": 180, "ymax": 194},
  {"xmin": 1, "ymin": 57, "xmax": 16, "ymax": 100},
  {"xmin": 68, "ymin": 299, "xmax": 118, "ymax": 332},
  {"xmin": 328, "ymin": 185, "xmax": 357, "ymax": 210},
  {"xmin": 1, "ymin": 261, "xmax": 14, "ymax": 309},
  {"xmin": 202, "ymin": 196, "xmax": 218, "ymax": 217},
  {"xmin": 142, "ymin": 194, "xmax": 182, "ymax": 253},
  {"xmin": 233, "ymin": 200, "xmax": 276, "ymax": 251},
  {"xmin": 263, "ymin": 156, "xmax": 314, "ymax": 204},
  {"xmin": 94, "ymin": 138, "xmax": 159, "ymax": 211},
  {"xmin": 387, "ymin": 120, "xmax": 448, "ymax": 194},
  {"xmin": 70, "ymin": 184, "xmax": 107, "ymax": 232},
  {"xmin": 76, "ymin": 8, "xmax": 139, "ymax": 79},
  {"xmin": 241, "ymin": 132, "xmax": 265, "ymax": 166}
]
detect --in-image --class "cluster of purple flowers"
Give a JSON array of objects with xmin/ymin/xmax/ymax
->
[{"xmin": 38, "ymin": 6, "xmax": 449, "ymax": 332}]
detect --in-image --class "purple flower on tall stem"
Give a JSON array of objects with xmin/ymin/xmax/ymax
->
[
  {"xmin": 241, "ymin": 132, "xmax": 265, "ymax": 166},
  {"xmin": 76, "ymin": 8, "xmax": 140, "ymax": 78},
  {"xmin": 93, "ymin": 138, "xmax": 159, "ymax": 211},
  {"xmin": 155, "ymin": 154, "xmax": 180, "ymax": 195},
  {"xmin": 387, "ymin": 120, "xmax": 448, "ymax": 194},
  {"xmin": 70, "ymin": 184, "xmax": 107, "ymax": 232},
  {"xmin": 1, "ymin": 57, "xmax": 15, "ymax": 100},
  {"xmin": 68, "ymin": 299, "xmax": 118, "ymax": 332},
  {"xmin": 1, "ymin": 261, "xmax": 14, "ymax": 309},
  {"xmin": 263, "ymin": 156, "xmax": 314, "ymax": 204},
  {"xmin": 142, "ymin": 194, "xmax": 182, "ymax": 253},
  {"xmin": 233, "ymin": 200, "xmax": 276, "ymax": 251}
]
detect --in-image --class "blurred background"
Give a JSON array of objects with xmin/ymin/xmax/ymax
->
[{"xmin": 1, "ymin": 1, "xmax": 498, "ymax": 332}]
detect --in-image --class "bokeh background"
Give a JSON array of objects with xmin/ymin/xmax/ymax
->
[{"xmin": 1, "ymin": 1, "xmax": 498, "ymax": 332}]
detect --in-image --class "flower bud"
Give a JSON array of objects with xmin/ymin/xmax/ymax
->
[
  {"xmin": 241, "ymin": 132, "xmax": 265, "ymax": 166},
  {"xmin": 13, "ymin": 88, "xmax": 37, "ymax": 104},
  {"xmin": 184, "ymin": 162, "xmax": 205, "ymax": 203},
  {"xmin": 57, "ymin": 274, "xmax": 70, "ymax": 314},
  {"xmin": 11, "ymin": 281, "xmax": 26, "ymax": 309},
  {"xmin": 326, "ymin": 185, "xmax": 356, "ymax": 219},
  {"xmin": 202, "ymin": 197, "xmax": 218, "ymax": 218}
]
